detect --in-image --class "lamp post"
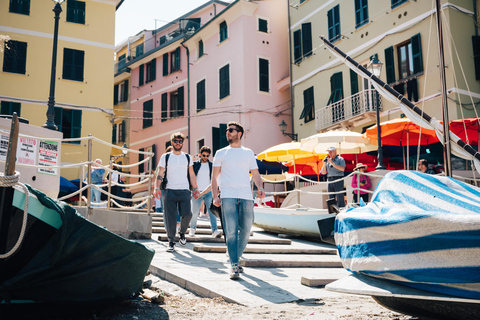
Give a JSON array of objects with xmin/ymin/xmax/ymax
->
[
  {"xmin": 368, "ymin": 56, "xmax": 386, "ymax": 170},
  {"xmin": 43, "ymin": 0, "xmax": 65, "ymax": 130},
  {"xmin": 279, "ymin": 120, "xmax": 298, "ymax": 141},
  {"xmin": 110, "ymin": 143, "xmax": 128, "ymax": 161}
]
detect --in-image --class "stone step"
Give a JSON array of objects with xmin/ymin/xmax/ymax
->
[
  {"xmin": 153, "ymin": 228, "xmax": 251, "ymax": 236},
  {"xmin": 157, "ymin": 235, "xmax": 291, "ymax": 245},
  {"xmin": 152, "ymin": 222, "xmax": 222, "ymax": 230},
  {"xmin": 240, "ymin": 254, "xmax": 342, "ymax": 268},
  {"xmin": 300, "ymin": 269, "xmax": 351, "ymax": 287},
  {"xmin": 192, "ymin": 244, "xmax": 337, "ymax": 255}
]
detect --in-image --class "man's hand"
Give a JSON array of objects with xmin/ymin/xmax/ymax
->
[
  {"xmin": 192, "ymin": 189, "xmax": 200, "ymax": 200},
  {"xmin": 155, "ymin": 189, "xmax": 161, "ymax": 199},
  {"xmin": 213, "ymin": 195, "xmax": 221, "ymax": 207},
  {"xmin": 258, "ymin": 188, "xmax": 266, "ymax": 199}
]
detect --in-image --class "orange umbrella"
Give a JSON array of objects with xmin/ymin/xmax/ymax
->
[
  {"xmin": 449, "ymin": 118, "xmax": 479, "ymax": 145},
  {"xmin": 365, "ymin": 117, "xmax": 440, "ymax": 146},
  {"xmin": 285, "ymin": 155, "xmax": 324, "ymax": 177}
]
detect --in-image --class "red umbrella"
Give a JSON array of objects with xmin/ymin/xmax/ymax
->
[
  {"xmin": 365, "ymin": 118, "xmax": 440, "ymax": 146},
  {"xmin": 449, "ymin": 118, "xmax": 479, "ymax": 145}
]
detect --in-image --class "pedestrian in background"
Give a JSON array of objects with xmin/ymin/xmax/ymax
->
[
  {"xmin": 351, "ymin": 163, "xmax": 371, "ymax": 204},
  {"xmin": 212, "ymin": 121, "xmax": 265, "ymax": 280},
  {"xmin": 418, "ymin": 159, "xmax": 435, "ymax": 174},
  {"xmin": 321, "ymin": 146, "xmax": 346, "ymax": 208},
  {"xmin": 155, "ymin": 133, "xmax": 200, "ymax": 253},
  {"xmin": 88, "ymin": 158, "xmax": 105, "ymax": 204}
]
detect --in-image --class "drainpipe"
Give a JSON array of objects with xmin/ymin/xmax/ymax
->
[
  {"xmin": 213, "ymin": 3, "xmax": 217, "ymax": 16},
  {"xmin": 286, "ymin": 0, "xmax": 295, "ymax": 136},
  {"xmin": 475, "ymin": 0, "xmax": 479, "ymax": 36},
  {"xmin": 181, "ymin": 43, "xmax": 191, "ymax": 153}
]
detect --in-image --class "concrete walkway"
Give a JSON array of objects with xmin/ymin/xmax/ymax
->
[{"xmin": 139, "ymin": 215, "xmax": 350, "ymax": 307}]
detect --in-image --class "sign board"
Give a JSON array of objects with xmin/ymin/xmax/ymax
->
[
  {"xmin": 17, "ymin": 137, "xmax": 37, "ymax": 166},
  {"xmin": 38, "ymin": 140, "xmax": 59, "ymax": 175}
]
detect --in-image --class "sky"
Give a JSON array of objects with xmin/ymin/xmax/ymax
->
[{"xmin": 115, "ymin": 0, "xmax": 233, "ymax": 46}]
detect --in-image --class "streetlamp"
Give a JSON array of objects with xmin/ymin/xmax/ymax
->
[
  {"xmin": 43, "ymin": 0, "xmax": 65, "ymax": 130},
  {"xmin": 279, "ymin": 120, "xmax": 298, "ymax": 141},
  {"xmin": 368, "ymin": 56, "xmax": 386, "ymax": 170},
  {"xmin": 110, "ymin": 143, "xmax": 129, "ymax": 161}
]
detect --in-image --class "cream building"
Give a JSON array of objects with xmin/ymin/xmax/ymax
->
[
  {"xmin": 289, "ymin": 0, "xmax": 480, "ymax": 139},
  {"xmin": 0, "ymin": 0, "xmax": 122, "ymax": 179}
]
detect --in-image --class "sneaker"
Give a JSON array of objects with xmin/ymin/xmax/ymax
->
[
  {"xmin": 176, "ymin": 224, "xmax": 180, "ymax": 234},
  {"xmin": 179, "ymin": 233, "xmax": 187, "ymax": 246},
  {"xmin": 189, "ymin": 229, "xmax": 196, "ymax": 237},
  {"xmin": 212, "ymin": 229, "xmax": 222, "ymax": 238},
  {"xmin": 238, "ymin": 266, "xmax": 244, "ymax": 273},
  {"xmin": 166, "ymin": 242, "xmax": 175, "ymax": 252},
  {"xmin": 230, "ymin": 264, "xmax": 240, "ymax": 280}
]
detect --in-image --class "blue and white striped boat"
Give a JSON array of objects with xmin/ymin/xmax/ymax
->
[{"xmin": 335, "ymin": 170, "xmax": 480, "ymax": 300}]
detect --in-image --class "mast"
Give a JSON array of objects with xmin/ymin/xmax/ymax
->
[{"xmin": 436, "ymin": 0, "xmax": 452, "ymax": 177}]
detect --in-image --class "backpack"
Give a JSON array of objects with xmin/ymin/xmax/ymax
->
[{"xmin": 160, "ymin": 152, "xmax": 192, "ymax": 190}]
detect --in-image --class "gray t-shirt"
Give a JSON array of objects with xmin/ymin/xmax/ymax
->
[{"xmin": 326, "ymin": 155, "xmax": 345, "ymax": 177}]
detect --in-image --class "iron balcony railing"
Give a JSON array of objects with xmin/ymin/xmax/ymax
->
[{"xmin": 315, "ymin": 89, "xmax": 382, "ymax": 131}]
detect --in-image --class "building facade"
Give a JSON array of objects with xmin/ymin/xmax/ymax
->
[
  {"xmin": 290, "ymin": 0, "xmax": 480, "ymax": 139},
  {"xmin": 0, "ymin": 0, "xmax": 121, "ymax": 179}
]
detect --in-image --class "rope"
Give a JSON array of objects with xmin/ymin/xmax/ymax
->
[{"xmin": 0, "ymin": 171, "xmax": 30, "ymax": 259}]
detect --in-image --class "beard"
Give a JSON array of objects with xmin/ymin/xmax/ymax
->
[
  {"xmin": 227, "ymin": 136, "xmax": 239, "ymax": 144},
  {"xmin": 173, "ymin": 144, "xmax": 183, "ymax": 152}
]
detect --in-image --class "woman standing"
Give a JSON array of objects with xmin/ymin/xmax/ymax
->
[{"xmin": 351, "ymin": 163, "xmax": 371, "ymax": 204}]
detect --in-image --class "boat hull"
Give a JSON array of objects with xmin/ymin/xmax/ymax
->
[{"xmin": 254, "ymin": 206, "xmax": 331, "ymax": 237}]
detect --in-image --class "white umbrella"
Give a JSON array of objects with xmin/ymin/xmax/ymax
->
[{"xmin": 300, "ymin": 130, "xmax": 377, "ymax": 154}]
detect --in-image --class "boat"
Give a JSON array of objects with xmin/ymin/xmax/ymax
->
[
  {"xmin": 0, "ymin": 115, "xmax": 154, "ymax": 304},
  {"xmin": 318, "ymin": 0, "xmax": 480, "ymax": 317}
]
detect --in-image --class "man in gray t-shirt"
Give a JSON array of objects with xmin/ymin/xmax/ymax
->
[{"xmin": 321, "ymin": 146, "xmax": 346, "ymax": 208}]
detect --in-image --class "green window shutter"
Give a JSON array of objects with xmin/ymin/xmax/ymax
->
[
  {"xmin": 199, "ymin": 40, "xmax": 204, "ymax": 57},
  {"xmin": 162, "ymin": 53, "xmax": 168, "ymax": 76},
  {"xmin": 67, "ymin": 0, "xmax": 85, "ymax": 24},
  {"xmin": 293, "ymin": 30, "xmax": 302, "ymax": 63},
  {"xmin": 54, "ymin": 107, "xmax": 63, "ymax": 132},
  {"xmin": 135, "ymin": 44, "xmax": 144, "ymax": 57},
  {"xmin": 143, "ymin": 99, "xmax": 153, "ymax": 128},
  {"xmin": 178, "ymin": 86, "xmax": 184, "ymax": 117},
  {"xmin": 150, "ymin": 58, "xmax": 156, "ymax": 81},
  {"xmin": 121, "ymin": 120, "xmax": 126, "ymax": 142},
  {"xmin": 63, "ymin": 48, "xmax": 84, "ymax": 81},
  {"xmin": 328, "ymin": 5, "xmax": 341, "ymax": 42},
  {"xmin": 71, "ymin": 110, "xmax": 82, "ymax": 143},
  {"xmin": 219, "ymin": 123, "xmax": 228, "ymax": 148},
  {"xmin": 139, "ymin": 148, "xmax": 144, "ymax": 173},
  {"xmin": 472, "ymin": 36, "xmax": 480, "ymax": 80},
  {"xmin": 114, "ymin": 84, "xmax": 119, "ymax": 105},
  {"xmin": 219, "ymin": 64, "xmax": 230, "ymax": 99},
  {"xmin": 112, "ymin": 123, "xmax": 117, "ymax": 144},
  {"xmin": 3, "ymin": 40, "xmax": 27, "ymax": 74},
  {"xmin": 9, "ymin": 0, "xmax": 30, "ymax": 15},
  {"xmin": 151, "ymin": 144, "xmax": 157, "ymax": 170},
  {"xmin": 139, "ymin": 64, "xmax": 144, "ymax": 86},
  {"xmin": 327, "ymin": 72, "xmax": 343, "ymax": 104},
  {"xmin": 175, "ymin": 47, "xmax": 181, "ymax": 71},
  {"xmin": 161, "ymin": 93, "xmax": 168, "ymax": 122},
  {"xmin": 302, "ymin": 23, "xmax": 312, "ymax": 57},
  {"xmin": 259, "ymin": 58, "xmax": 269, "ymax": 92},
  {"xmin": 0, "ymin": 101, "xmax": 21, "ymax": 116},
  {"xmin": 259, "ymin": 19, "xmax": 268, "ymax": 33},
  {"xmin": 123, "ymin": 80, "xmax": 129, "ymax": 101},
  {"xmin": 300, "ymin": 87, "xmax": 315, "ymax": 121},
  {"xmin": 197, "ymin": 79, "xmax": 205, "ymax": 111},
  {"xmin": 384, "ymin": 46, "xmax": 395, "ymax": 84},
  {"xmin": 350, "ymin": 69, "xmax": 358, "ymax": 95},
  {"xmin": 355, "ymin": 0, "xmax": 369, "ymax": 28},
  {"xmin": 219, "ymin": 21, "xmax": 228, "ymax": 42},
  {"xmin": 212, "ymin": 127, "xmax": 220, "ymax": 155},
  {"xmin": 411, "ymin": 33, "xmax": 423, "ymax": 74}
]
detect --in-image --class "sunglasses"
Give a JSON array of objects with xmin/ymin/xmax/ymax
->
[
  {"xmin": 172, "ymin": 139, "xmax": 184, "ymax": 144},
  {"xmin": 201, "ymin": 154, "xmax": 210, "ymax": 158},
  {"xmin": 225, "ymin": 128, "xmax": 237, "ymax": 133}
]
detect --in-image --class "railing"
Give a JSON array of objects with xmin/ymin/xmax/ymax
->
[{"xmin": 315, "ymin": 89, "xmax": 382, "ymax": 131}]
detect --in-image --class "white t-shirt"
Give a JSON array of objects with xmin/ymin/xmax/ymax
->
[
  {"xmin": 213, "ymin": 146, "xmax": 258, "ymax": 200},
  {"xmin": 196, "ymin": 162, "xmax": 211, "ymax": 191},
  {"xmin": 158, "ymin": 152, "xmax": 193, "ymax": 190}
]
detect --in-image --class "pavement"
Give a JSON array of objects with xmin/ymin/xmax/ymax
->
[{"xmin": 138, "ymin": 214, "xmax": 351, "ymax": 307}]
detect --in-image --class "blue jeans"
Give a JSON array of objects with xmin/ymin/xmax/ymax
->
[
  {"xmin": 91, "ymin": 186, "xmax": 102, "ymax": 203},
  {"xmin": 190, "ymin": 192, "xmax": 217, "ymax": 232},
  {"xmin": 221, "ymin": 198, "xmax": 254, "ymax": 265}
]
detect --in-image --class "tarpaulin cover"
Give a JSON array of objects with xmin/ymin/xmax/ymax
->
[
  {"xmin": 0, "ymin": 185, "xmax": 154, "ymax": 303},
  {"xmin": 335, "ymin": 171, "xmax": 480, "ymax": 299}
]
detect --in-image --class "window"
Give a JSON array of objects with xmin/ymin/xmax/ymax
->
[
  {"xmin": 135, "ymin": 44, "xmax": 144, "ymax": 57},
  {"xmin": 145, "ymin": 58, "xmax": 156, "ymax": 83},
  {"xmin": 114, "ymin": 80, "xmax": 128, "ymax": 105},
  {"xmin": 385, "ymin": 33, "xmax": 423, "ymax": 83},
  {"xmin": 143, "ymin": 99, "xmax": 153, "ymax": 129},
  {"xmin": 170, "ymin": 87, "xmax": 184, "ymax": 118},
  {"xmin": 1, "ymin": 101, "xmax": 21, "ymax": 117},
  {"xmin": 139, "ymin": 64, "xmax": 144, "ymax": 86},
  {"xmin": 54, "ymin": 107, "xmax": 82, "ymax": 143},
  {"xmin": 300, "ymin": 87, "xmax": 315, "ymax": 122},
  {"xmin": 300, "ymin": 0, "xmax": 307, "ymax": 3},
  {"xmin": 355, "ymin": 0, "xmax": 369, "ymax": 28},
  {"xmin": 327, "ymin": 5, "xmax": 341, "ymax": 43},
  {"xmin": 258, "ymin": 18, "xmax": 268, "ymax": 33},
  {"xmin": 62, "ymin": 48, "xmax": 84, "ymax": 81},
  {"xmin": 162, "ymin": 53, "xmax": 168, "ymax": 76},
  {"xmin": 302, "ymin": 23, "xmax": 312, "ymax": 58},
  {"xmin": 350, "ymin": 69, "xmax": 358, "ymax": 95},
  {"xmin": 112, "ymin": 120, "xmax": 126, "ymax": 144},
  {"xmin": 170, "ymin": 47, "xmax": 180, "ymax": 72},
  {"xmin": 66, "ymin": 0, "xmax": 85, "ymax": 25},
  {"xmin": 196, "ymin": 79, "xmax": 206, "ymax": 112},
  {"xmin": 391, "ymin": 0, "xmax": 408, "ymax": 9},
  {"xmin": 159, "ymin": 36, "xmax": 166, "ymax": 45},
  {"xmin": 161, "ymin": 93, "xmax": 168, "ymax": 121},
  {"xmin": 118, "ymin": 53, "xmax": 126, "ymax": 71},
  {"xmin": 198, "ymin": 40, "xmax": 204, "ymax": 58},
  {"xmin": 293, "ymin": 30, "xmax": 302, "ymax": 64},
  {"xmin": 219, "ymin": 64, "xmax": 230, "ymax": 100},
  {"xmin": 9, "ymin": 0, "xmax": 30, "ymax": 15},
  {"xmin": 259, "ymin": 58, "xmax": 269, "ymax": 93},
  {"xmin": 2, "ymin": 40, "xmax": 27, "ymax": 74},
  {"xmin": 473, "ymin": 36, "xmax": 480, "ymax": 80},
  {"xmin": 219, "ymin": 21, "xmax": 228, "ymax": 43},
  {"xmin": 328, "ymin": 72, "xmax": 344, "ymax": 122}
]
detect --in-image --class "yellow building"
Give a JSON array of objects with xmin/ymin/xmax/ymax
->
[
  {"xmin": 289, "ymin": 0, "xmax": 480, "ymax": 139},
  {"xmin": 0, "ymin": 0, "xmax": 122, "ymax": 179}
]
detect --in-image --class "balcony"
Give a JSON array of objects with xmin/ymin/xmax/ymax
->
[{"xmin": 315, "ymin": 89, "xmax": 382, "ymax": 131}]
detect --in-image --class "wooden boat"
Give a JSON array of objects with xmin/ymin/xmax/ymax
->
[{"xmin": 0, "ymin": 116, "xmax": 154, "ymax": 304}]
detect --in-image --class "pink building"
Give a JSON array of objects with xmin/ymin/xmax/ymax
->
[{"xmin": 125, "ymin": 0, "xmax": 291, "ymax": 187}]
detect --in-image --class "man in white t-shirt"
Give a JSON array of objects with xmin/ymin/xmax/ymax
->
[
  {"xmin": 212, "ymin": 121, "xmax": 265, "ymax": 280},
  {"xmin": 155, "ymin": 132, "xmax": 200, "ymax": 252},
  {"xmin": 190, "ymin": 146, "xmax": 221, "ymax": 238}
]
